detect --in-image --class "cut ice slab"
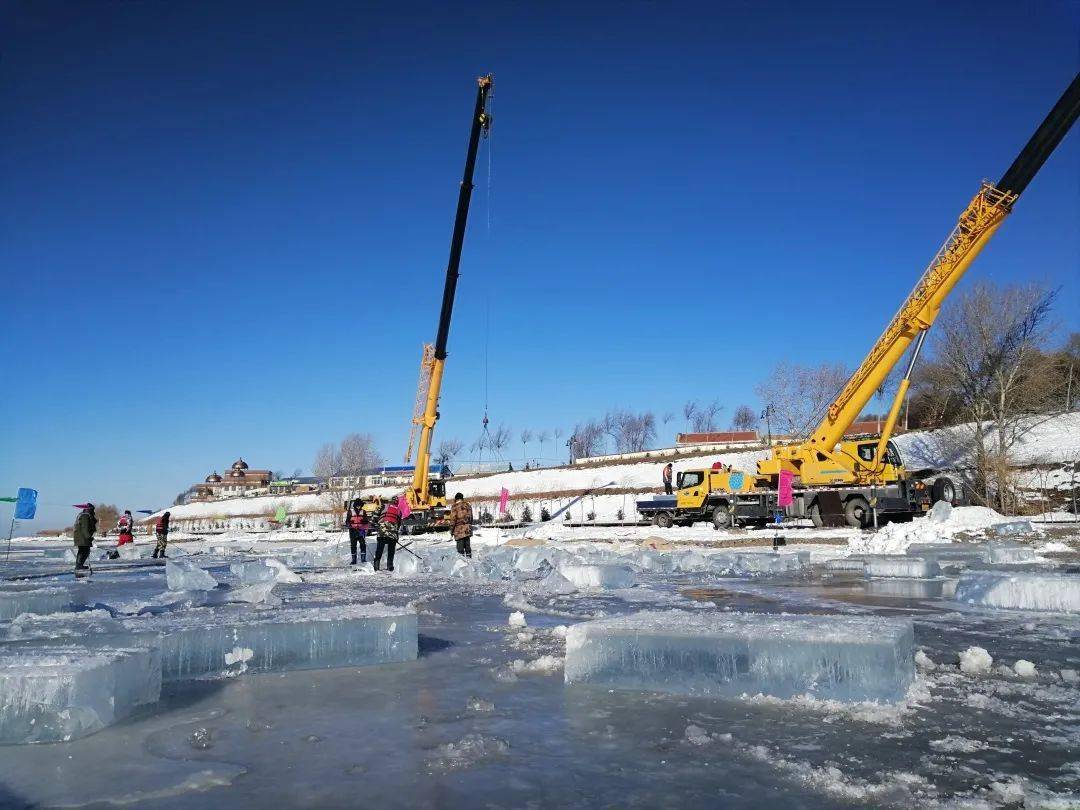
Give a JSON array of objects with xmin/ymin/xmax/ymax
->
[
  {"xmin": 165, "ymin": 559, "xmax": 218, "ymax": 591},
  {"xmin": 954, "ymin": 571, "xmax": 1080, "ymax": 614},
  {"xmin": 0, "ymin": 587, "xmax": 72, "ymax": 621},
  {"xmin": 862, "ymin": 555, "xmax": 940, "ymax": 579},
  {"xmin": 564, "ymin": 610, "xmax": 915, "ymax": 702},
  {"xmin": 121, "ymin": 603, "xmax": 417, "ymax": 681},
  {"xmin": 0, "ymin": 645, "xmax": 161, "ymax": 745},
  {"xmin": 557, "ymin": 563, "xmax": 636, "ymax": 589},
  {"xmin": 985, "ymin": 542, "xmax": 1038, "ymax": 565},
  {"xmin": 230, "ymin": 559, "xmax": 301, "ymax": 585}
]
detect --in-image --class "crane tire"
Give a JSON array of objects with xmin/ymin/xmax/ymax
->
[
  {"xmin": 932, "ymin": 477, "xmax": 957, "ymax": 505},
  {"xmin": 654, "ymin": 512, "xmax": 674, "ymax": 529},
  {"xmin": 844, "ymin": 496, "xmax": 871, "ymax": 529}
]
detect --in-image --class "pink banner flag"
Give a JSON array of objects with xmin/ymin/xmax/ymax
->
[
  {"xmin": 777, "ymin": 469, "xmax": 794, "ymax": 508},
  {"xmin": 399, "ymin": 494, "xmax": 412, "ymax": 518},
  {"xmin": 498, "ymin": 487, "xmax": 509, "ymax": 514}
]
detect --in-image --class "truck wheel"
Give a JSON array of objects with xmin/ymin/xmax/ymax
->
[
  {"xmin": 654, "ymin": 512, "xmax": 674, "ymax": 529},
  {"xmin": 844, "ymin": 496, "xmax": 871, "ymax": 529},
  {"xmin": 808, "ymin": 502, "xmax": 824, "ymax": 528},
  {"xmin": 931, "ymin": 477, "xmax": 957, "ymax": 505},
  {"xmin": 711, "ymin": 504, "xmax": 730, "ymax": 530}
]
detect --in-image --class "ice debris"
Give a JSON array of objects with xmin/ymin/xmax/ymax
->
[
  {"xmin": 954, "ymin": 571, "xmax": 1080, "ymax": 614},
  {"xmin": 958, "ymin": 646, "xmax": 993, "ymax": 675},
  {"xmin": 508, "ymin": 611, "xmax": 527, "ymax": 628},
  {"xmin": 1013, "ymin": 659, "xmax": 1037, "ymax": 680}
]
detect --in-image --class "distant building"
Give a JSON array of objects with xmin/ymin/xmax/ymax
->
[{"xmin": 189, "ymin": 459, "xmax": 273, "ymax": 502}]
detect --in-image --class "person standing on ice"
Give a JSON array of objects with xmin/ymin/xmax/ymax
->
[
  {"xmin": 449, "ymin": 492, "xmax": 474, "ymax": 558},
  {"xmin": 152, "ymin": 511, "xmax": 171, "ymax": 559},
  {"xmin": 116, "ymin": 510, "xmax": 134, "ymax": 546},
  {"xmin": 373, "ymin": 496, "xmax": 402, "ymax": 572},
  {"xmin": 72, "ymin": 503, "xmax": 97, "ymax": 571},
  {"xmin": 345, "ymin": 500, "xmax": 370, "ymax": 565},
  {"xmin": 663, "ymin": 463, "xmax": 674, "ymax": 495}
]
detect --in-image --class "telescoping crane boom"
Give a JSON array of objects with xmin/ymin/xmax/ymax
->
[
  {"xmin": 637, "ymin": 71, "xmax": 1080, "ymax": 531},
  {"xmin": 403, "ymin": 74, "xmax": 493, "ymax": 527}
]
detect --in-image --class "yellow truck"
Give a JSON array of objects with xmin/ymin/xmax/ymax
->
[{"xmin": 639, "ymin": 71, "xmax": 1079, "ymax": 531}]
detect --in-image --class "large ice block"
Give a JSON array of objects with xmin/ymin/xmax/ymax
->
[
  {"xmin": 122, "ymin": 603, "xmax": 418, "ymax": 681},
  {"xmin": 732, "ymin": 553, "xmax": 803, "ymax": 576},
  {"xmin": 865, "ymin": 578, "xmax": 947, "ymax": 599},
  {"xmin": 985, "ymin": 542, "xmax": 1038, "ymax": 564},
  {"xmin": 954, "ymin": 571, "xmax": 1080, "ymax": 614},
  {"xmin": 557, "ymin": 563, "xmax": 636, "ymax": 589},
  {"xmin": 165, "ymin": 559, "xmax": 218, "ymax": 591},
  {"xmin": 863, "ymin": 555, "xmax": 940, "ymax": 578},
  {"xmin": 0, "ymin": 645, "xmax": 161, "ymax": 744},
  {"xmin": 824, "ymin": 558, "xmax": 867, "ymax": 574},
  {"xmin": 564, "ymin": 610, "xmax": 915, "ymax": 702},
  {"xmin": 0, "ymin": 587, "xmax": 72, "ymax": 621}
]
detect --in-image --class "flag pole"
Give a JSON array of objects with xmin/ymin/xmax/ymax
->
[{"xmin": 5, "ymin": 516, "xmax": 15, "ymax": 561}]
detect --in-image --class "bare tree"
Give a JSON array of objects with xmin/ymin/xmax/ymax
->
[
  {"xmin": 570, "ymin": 420, "xmax": 606, "ymax": 459},
  {"xmin": 553, "ymin": 427, "xmax": 564, "ymax": 462},
  {"xmin": 731, "ymin": 405, "xmax": 758, "ymax": 432},
  {"xmin": 292, "ymin": 467, "xmax": 303, "ymax": 479},
  {"xmin": 313, "ymin": 443, "xmax": 340, "ymax": 484},
  {"xmin": 616, "ymin": 410, "xmax": 657, "ymax": 452},
  {"xmin": 520, "ymin": 429, "xmax": 533, "ymax": 466},
  {"xmin": 315, "ymin": 434, "xmax": 383, "ymax": 515},
  {"xmin": 920, "ymin": 282, "xmax": 1059, "ymax": 511},
  {"xmin": 754, "ymin": 362, "xmax": 849, "ymax": 440},
  {"xmin": 436, "ymin": 439, "xmax": 464, "ymax": 466},
  {"xmin": 690, "ymin": 400, "xmax": 723, "ymax": 433},
  {"xmin": 490, "ymin": 425, "xmax": 512, "ymax": 456},
  {"xmin": 338, "ymin": 433, "xmax": 381, "ymax": 477},
  {"xmin": 537, "ymin": 430, "xmax": 550, "ymax": 463},
  {"xmin": 683, "ymin": 401, "xmax": 698, "ymax": 430},
  {"xmin": 662, "ymin": 411, "xmax": 674, "ymax": 425}
]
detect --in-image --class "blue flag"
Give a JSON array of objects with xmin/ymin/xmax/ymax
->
[{"xmin": 14, "ymin": 488, "xmax": 37, "ymax": 520}]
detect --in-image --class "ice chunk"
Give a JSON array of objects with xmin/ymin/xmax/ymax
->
[
  {"xmin": 914, "ymin": 650, "xmax": 936, "ymax": 671},
  {"xmin": 565, "ymin": 611, "xmax": 915, "ymax": 702},
  {"xmin": 954, "ymin": 570, "xmax": 1080, "ymax": 613},
  {"xmin": 959, "ymin": 646, "xmax": 993, "ymax": 675},
  {"xmin": 122, "ymin": 603, "xmax": 417, "ymax": 681},
  {"xmin": 557, "ymin": 563, "xmax": 636, "ymax": 590},
  {"xmin": 537, "ymin": 570, "xmax": 578, "ymax": 595},
  {"xmin": 903, "ymin": 543, "xmax": 987, "ymax": 566},
  {"xmin": 863, "ymin": 555, "xmax": 940, "ymax": 579},
  {"xmin": 230, "ymin": 559, "xmax": 299, "ymax": 585},
  {"xmin": 0, "ymin": 645, "xmax": 161, "ymax": 744},
  {"xmin": 985, "ymin": 521, "xmax": 1035, "ymax": 539},
  {"xmin": 928, "ymin": 499, "xmax": 952, "ymax": 524},
  {"xmin": 0, "ymin": 587, "xmax": 72, "ymax": 621},
  {"xmin": 165, "ymin": 560, "xmax": 218, "ymax": 591},
  {"xmin": 985, "ymin": 542, "xmax": 1038, "ymax": 564},
  {"xmin": 43, "ymin": 548, "xmax": 75, "ymax": 560},
  {"xmin": 117, "ymin": 543, "xmax": 144, "ymax": 560},
  {"xmin": 508, "ymin": 611, "xmax": 527, "ymax": 628},
  {"xmin": 1014, "ymin": 660, "xmax": 1037, "ymax": 679}
]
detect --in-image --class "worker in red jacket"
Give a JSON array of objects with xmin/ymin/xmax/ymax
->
[
  {"xmin": 345, "ymin": 501, "xmax": 370, "ymax": 565},
  {"xmin": 116, "ymin": 510, "xmax": 135, "ymax": 546},
  {"xmin": 373, "ymin": 496, "xmax": 402, "ymax": 572}
]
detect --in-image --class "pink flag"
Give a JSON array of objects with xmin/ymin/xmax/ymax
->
[
  {"xmin": 399, "ymin": 494, "xmax": 412, "ymax": 518},
  {"xmin": 777, "ymin": 470, "xmax": 794, "ymax": 508},
  {"xmin": 498, "ymin": 487, "xmax": 509, "ymax": 514}
]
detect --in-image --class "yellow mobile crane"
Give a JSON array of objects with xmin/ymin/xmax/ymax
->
[
  {"xmin": 396, "ymin": 74, "xmax": 493, "ymax": 533},
  {"xmin": 639, "ymin": 72, "xmax": 1080, "ymax": 530}
]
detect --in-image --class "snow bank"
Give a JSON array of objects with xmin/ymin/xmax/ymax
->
[{"xmin": 848, "ymin": 506, "xmax": 1020, "ymax": 555}]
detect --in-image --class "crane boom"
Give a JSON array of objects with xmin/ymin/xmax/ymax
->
[
  {"xmin": 768, "ymin": 71, "xmax": 1080, "ymax": 479},
  {"xmin": 409, "ymin": 74, "xmax": 493, "ymax": 510}
]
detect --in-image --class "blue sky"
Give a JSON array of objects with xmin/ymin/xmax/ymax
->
[{"xmin": 1, "ymin": 0, "xmax": 1078, "ymax": 532}]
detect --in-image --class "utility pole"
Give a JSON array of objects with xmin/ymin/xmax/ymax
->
[{"xmin": 761, "ymin": 405, "xmax": 773, "ymax": 446}]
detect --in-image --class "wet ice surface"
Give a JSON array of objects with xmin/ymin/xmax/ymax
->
[{"xmin": 1, "ymin": 531, "xmax": 1079, "ymax": 807}]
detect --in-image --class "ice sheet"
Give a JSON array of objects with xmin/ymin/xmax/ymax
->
[
  {"xmin": 0, "ymin": 586, "xmax": 72, "ymax": 621},
  {"xmin": 954, "ymin": 571, "xmax": 1080, "ymax": 614},
  {"xmin": 565, "ymin": 610, "xmax": 914, "ymax": 702},
  {"xmin": 121, "ymin": 603, "xmax": 418, "ymax": 681},
  {"xmin": 0, "ymin": 645, "xmax": 161, "ymax": 744}
]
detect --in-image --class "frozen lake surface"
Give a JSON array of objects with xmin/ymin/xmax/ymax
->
[{"xmin": 2, "ymin": 525, "xmax": 1079, "ymax": 808}]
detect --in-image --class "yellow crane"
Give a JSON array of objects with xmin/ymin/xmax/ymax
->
[
  {"xmin": 638, "ymin": 71, "xmax": 1080, "ymax": 530},
  {"xmin": 399, "ymin": 74, "xmax": 493, "ymax": 531}
]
